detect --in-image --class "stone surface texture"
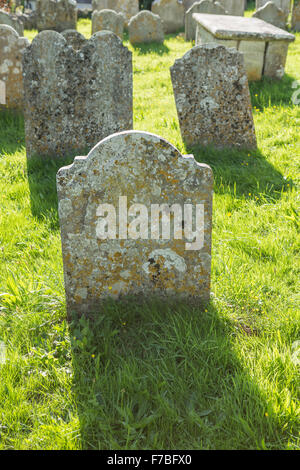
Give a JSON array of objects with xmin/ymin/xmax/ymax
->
[
  {"xmin": 217, "ymin": 0, "xmax": 245, "ymax": 16},
  {"xmin": 36, "ymin": 0, "xmax": 77, "ymax": 32},
  {"xmin": 128, "ymin": 10, "xmax": 164, "ymax": 44},
  {"xmin": 0, "ymin": 24, "xmax": 29, "ymax": 109},
  {"xmin": 185, "ymin": 1, "xmax": 227, "ymax": 41},
  {"xmin": 92, "ymin": 9, "xmax": 125, "ymax": 38},
  {"xmin": 92, "ymin": 0, "xmax": 139, "ymax": 26},
  {"xmin": 57, "ymin": 130, "xmax": 213, "ymax": 317},
  {"xmin": 0, "ymin": 9, "xmax": 24, "ymax": 36},
  {"xmin": 61, "ymin": 30, "xmax": 86, "ymax": 49},
  {"xmin": 193, "ymin": 13, "xmax": 295, "ymax": 80},
  {"xmin": 151, "ymin": 0, "xmax": 184, "ymax": 33},
  {"xmin": 256, "ymin": 0, "xmax": 290, "ymax": 19},
  {"xmin": 170, "ymin": 44, "xmax": 257, "ymax": 149},
  {"xmin": 22, "ymin": 30, "xmax": 132, "ymax": 158},
  {"xmin": 292, "ymin": 0, "xmax": 300, "ymax": 31},
  {"xmin": 253, "ymin": 1, "xmax": 286, "ymax": 30}
]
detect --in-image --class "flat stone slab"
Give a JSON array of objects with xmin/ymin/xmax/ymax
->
[
  {"xmin": 192, "ymin": 13, "xmax": 295, "ymax": 41},
  {"xmin": 57, "ymin": 130, "xmax": 213, "ymax": 317}
]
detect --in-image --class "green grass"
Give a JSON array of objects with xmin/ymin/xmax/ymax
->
[{"xmin": 0, "ymin": 15, "xmax": 299, "ymax": 450}]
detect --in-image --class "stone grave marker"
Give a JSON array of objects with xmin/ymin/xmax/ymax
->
[
  {"xmin": 185, "ymin": 1, "xmax": 227, "ymax": 42},
  {"xmin": 128, "ymin": 11, "xmax": 164, "ymax": 44},
  {"xmin": 0, "ymin": 24, "xmax": 29, "ymax": 109},
  {"xmin": 22, "ymin": 30, "xmax": 132, "ymax": 158},
  {"xmin": 170, "ymin": 44, "xmax": 257, "ymax": 149},
  {"xmin": 61, "ymin": 30, "xmax": 86, "ymax": 50},
  {"xmin": 35, "ymin": 0, "xmax": 77, "ymax": 32},
  {"xmin": 92, "ymin": 9, "xmax": 125, "ymax": 38},
  {"xmin": 151, "ymin": 0, "xmax": 185, "ymax": 34},
  {"xmin": 253, "ymin": 1, "xmax": 286, "ymax": 30},
  {"xmin": 92, "ymin": 0, "xmax": 139, "ymax": 26},
  {"xmin": 256, "ymin": 0, "xmax": 290, "ymax": 21},
  {"xmin": 292, "ymin": 0, "xmax": 300, "ymax": 31},
  {"xmin": 217, "ymin": 0, "xmax": 245, "ymax": 16},
  {"xmin": 0, "ymin": 9, "xmax": 24, "ymax": 36},
  {"xmin": 57, "ymin": 130, "xmax": 213, "ymax": 317}
]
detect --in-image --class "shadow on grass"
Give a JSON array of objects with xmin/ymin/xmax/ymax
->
[
  {"xmin": 249, "ymin": 73, "xmax": 298, "ymax": 109},
  {"xmin": 26, "ymin": 154, "xmax": 74, "ymax": 228},
  {"xmin": 69, "ymin": 298, "xmax": 287, "ymax": 450},
  {"xmin": 131, "ymin": 41, "xmax": 170, "ymax": 55},
  {"xmin": 187, "ymin": 144, "xmax": 291, "ymax": 202},
  {"xmin": 0, "ymin": 109, "xmax": 25, "ymax": 155}
]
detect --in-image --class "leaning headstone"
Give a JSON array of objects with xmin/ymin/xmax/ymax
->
[
  {"xmin": 170, "ymin": 44, "xmax": 257, "ymax": 149},
  {"xmin": 185, "ymin": 1, "xmax": 227, "ymax": 41},
  {"xmin": 256, "ymin": 0, "xmax": 290, "ymax": 20},
  {"xmin": 92, "ymin": 0, "xmax": 139, "ymax": 26},
  {"xmin": 151, "ymin": 0, "xmax": 185, "ymax": 34},
  {"xmin": 35, "ymin": 0, "xmax": 77, "ymax": 32},
  {"xmin": 61, "ymin": 30, "xmax": 86, "ymax": 50},
  {"xmin": 128, "ymin": 11, "xmax": 164, "ymax": 44},
  {"xmin": 217, "ymin": 0, "xmax": 245, "ymax": 16},
  {"xmin": 0, "ymin": 25, "xmax": 29, "ymax": 109},
  {"xmin": 22, "ymin": 30, "xmax": 132, "ymax": 158},
  {"xmin": 0, "ymin": 9, "xmax": 24, "ymax": 36},
  {"xmin": 57, "ymin": 130, "xmax": 214, "ymax": 317},
  {"xmin": 92, "ymin": 9, "xmax": 125, "ymax": 38},
  {"xmin": 253, "ymin": 1, "xmax": 286, "ymax": 29},
  {"xmin": 292, "ymin": 0, "xmax": 300, "ymax": 31}
]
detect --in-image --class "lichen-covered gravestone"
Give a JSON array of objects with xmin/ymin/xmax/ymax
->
[
  {"xmin": 61, "ymin": 30, "xmax": 86, "ymax": 50},
  {"xmin": 128, "ymin": 11, "xmax": 164, "ymax": 44},
  {"xmin": 217, "ymin": 0, "xmax": 245, "ymax": 16},
  {"xmin": 35, "ymin": 0, "xmax": 77, "ymax": 32},
  {"xmin": 0, "ymin": 25, "xmax": 29, "ymax": 109},
  {"xmin": 256, "ymin": 0, "xmax": 290, "ymax": 20},
  {"xmin": 22, "ymin": 30, "xmax": 132, "ymax": 159},
  {"xmin": 253, "ymin": 1, "xmax": 286, "ymax": 30},
  {"xmin": 92, "ymin": 9, "xmax": 125, "ymax": 38},
  {"xmin": 0, "ymin": 9, "xmax": 24, "ymax": 36},
  {"xmin": 92, "ymin": 0, "xmax": 139, "ymax": 26},
  {"xmin": 170, "ymin": 44, "xmax": 257, "ymax": 149},
  {"xmin": 185, "ymin": 1, "xmax": 227, "ymax": 42},
  {"xmin": 292, "ymin": 0, "xmax": 300, "ymax": 31},
  {"xmin": 57, "ymin": 131, "xmax": 213, "ymax": 318},
  {"xmin": 151, "ymin": 0, "xmax": 185, "ymax": 34}
]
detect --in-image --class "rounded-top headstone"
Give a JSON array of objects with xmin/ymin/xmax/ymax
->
[{"xmin": 128, "ymin": 11, "xmax": 164, "ymax": 44}]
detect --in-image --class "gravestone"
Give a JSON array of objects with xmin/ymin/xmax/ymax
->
[
  {"xmin": 253, "ymin": 1, "xmax": 286, "ymax": 29},
  {"xmin": 185, "ymin": 1, "xmax": 227, "ymax": 42},
  {"xmin": 22, "ymin": 30, "xmax": 132, "ymax": 158},
  {"xmin": 128, "ymin": 11, "xmax": 164, "ymax": 44},
  {"xmin": 61, "ymin": 30, "xmax": 86, "ymax": 50},
  {"xmin": 256, "ymin": 0, "xmax": 290, "ymax": 20},
  {"xmin": 35, "ymin": 0, "xmax": 77, "ymax": 32},
  {"xmin": 151, "ymin": 0, "xmax": 185, "ymax": 34},
  {"xmin": 0, "ymin": 9, "xmax": 24, "ymax": 36},
  {"xmin": 92, "ymin": 0, "xmax": 139, "ymax": 26},
  {"xmin": 292, "ymin": 0, "xmax": 300, "ymax": 31},
  {"xmin": 217, "ymin": 0, "xmax": 245, "ymax": 16},
  {"xmin": 92, "ymin": 9, "xmax": 125, "ymax": 38},
  {"xmin": 0, "ymin": 25, "xmax": 29, "ymax": 109},
  {"xmin": 57, "ymin": 130, "xmax": 213, "ymax": 317},
  {"xmin": 170, "ymin": 44, "xmax": 257, "ymax": 149}
]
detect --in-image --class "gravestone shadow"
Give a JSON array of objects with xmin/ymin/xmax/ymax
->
[
  {"xmin": 0, "ymin": 109, "xmax": 25, "ymax": 155},
  {"xmin": 249, "ymin": 73, "xmax": 298, "ymax": 108},
  {"xmin": 131, "ymin": 41, "xmax": 170, "ymax": 55},
  {"xmin": 69, "ymin": 299, "xmax": 284, "ymax": 450}
]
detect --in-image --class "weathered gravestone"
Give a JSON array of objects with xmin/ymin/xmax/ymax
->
[
  {"xmin": 92, "ymin": 9, "xmax": 125, "ymax": 38},
  {"xmin": 151, "ymin": 0, "xmax": 185, "ymax": 34},
  {"xmin": 92, "ymin": 0, "xmax": 139, "ymax": 26},
  {"xmin": 128, "ymin": 11, "xmax": 164, "ymax": 44},
  {"xmin": 256, "ymin": 0, "xmax": 290, "ymax": 20},
  {"xmin": 61, "ymin": 30, "xmax": 86, "ymax": 50},
  {"xmin": 292, "ymin": 0, "xmax": 300, "ymax": 31},
  {"xmin": 57, "ymin": 130, "xmax": 213, "ymax": 317},
  {"xmin": 185, "ymin": 1, "xmax": 227, "ymax": 42},
  {"xmin": 22, "ymin": 30, "xmax": 132, "ymax": 158},
  {"xmin": 253, "ymin": 1, "xmax": 286, "ymax": 29},
  {"xmin": 0, "ymin": 25, "xmax": 29, "ymax": 109},
  {"xmin": 35, "ymin": 0, "xmax": 77, "ymax": 32},
  {"xmin": 217, "ymin": 0, "xmax": 245, "ymax": 16},
  {"xmin": 170, "ymin": 44, "xmax": 257, "ymax": 149},
  {"xmin": 0, "ymin": 10, "xmax": 24, "ymax": 36}
]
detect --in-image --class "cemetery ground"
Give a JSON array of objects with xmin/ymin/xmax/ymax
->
[{"xmin": 0, "ymin": 15, "xmax": 299, "ymax": 450}]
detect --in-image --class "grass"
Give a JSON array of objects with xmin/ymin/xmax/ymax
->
[{"xmin": 0, "ymin": 12, "xmax": 299, "ymax": 449}]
